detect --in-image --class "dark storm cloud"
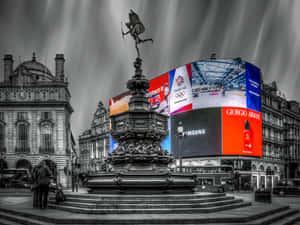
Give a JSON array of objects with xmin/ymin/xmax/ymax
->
[{"xmin": 0, "ymin": 0, "xmax": 299, "ymax": 138}]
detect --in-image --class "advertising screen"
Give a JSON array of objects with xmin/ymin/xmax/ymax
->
[
  {"xmin": 169, "ymin": 64, "xmax": 193, "ymax": 114},
  {"xmin": 110, "ymin": 134, "xmax": 118, "ymax": 153},
  {"xmin": 148, "ymin": 72, "xmax": 170, "ymax": 115},
  {"xmin": 191, "ymin": 59, "xmax": 246, "ymax": 110},
  {"xmin": 109, "ymin": 83, "xmax": 171, "ymax": 153},
  {"xmin": 222, "ymin": 107, "xmax": 262, "ymax": 156},
  {"xmin": 109, "ymin": 91, "xmax": 131, "ymax": 116},
  {"xmin": 109, "ymin": 59, "xmax": 262, "ymax": 157},
  {"xmin": 171, "ymin": 108, "xmax": 222, "ymax": 158},
  {"xmin": 245, "ymin": 62, "xmax": 261, "ymax": 112},
  {"xmin": 191, "ymin": 59, "xmax": 261, "ymax": 112}
]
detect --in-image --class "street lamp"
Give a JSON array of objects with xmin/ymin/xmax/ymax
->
[{"xmin": 177, "ymin": 121, "xmax": 184, "ymax": 173}]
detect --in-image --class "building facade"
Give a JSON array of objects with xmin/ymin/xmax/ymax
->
[
  {"xmin": 180, "ymin": 81, "xmax": 300, "ymax": 190},
  {"xmin": 0, "ymin": 53, "xmax": 73, "ymax": 186},
  {"xmin": 78, "ymin": 101, "xmax": 110, "ymax": 173}
]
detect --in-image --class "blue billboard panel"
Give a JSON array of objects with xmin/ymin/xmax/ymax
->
[
  {"xmin": 110, "ymin": 119, "xmax": 171, "ymax": 153},
  {"xmin": 245, "ymin": 62, "xmax": 261, "ymax": 112},
  {"xmin": 191, "ymin": 59, "xmax": 246, "ymax": 110},
  {"xmin": 110, "ymin": 134, "xmax": 118, "ymax": 152}
]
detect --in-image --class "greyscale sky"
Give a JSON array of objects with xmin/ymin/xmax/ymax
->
[{"xmin": 0, "ymin": 0, "xmax": 300, "ymax": 139}]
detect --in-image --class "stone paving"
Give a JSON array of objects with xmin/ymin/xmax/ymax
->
[
  {"xmin": 1, "ymin": 188, "xmax": 300, "ymax": 225},
  {"xmin": 0, "ymin": 190, "xmax": 290, "ymax": 221}
]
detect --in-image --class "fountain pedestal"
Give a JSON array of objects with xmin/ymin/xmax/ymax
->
[{"xmin": 85, "ymin": 58, "xmax": 196, "ymax": 193}]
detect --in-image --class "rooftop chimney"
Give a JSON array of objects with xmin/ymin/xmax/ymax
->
[
  {"xmin": 55, "ymin": 54, "xmax": 65, "ymax": 81},
  {"xmin": 3, "ymin": 54, "xmax": 14, "ymax": 82}
]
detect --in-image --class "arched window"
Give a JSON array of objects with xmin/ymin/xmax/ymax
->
[
  {"xmin": 16, "ymin": 159, "xmax": 32, "ymax": 171},
  {"xmin": 17, "ymin": 123, "xmax": 29, "ymax": 153},
  {"xmin": 259, "ymin": 165, "xmax": 265, "ymax": 172},
  {"xmin": 40, "ymin": 123, "xmax": 53, "ymax": 154}
]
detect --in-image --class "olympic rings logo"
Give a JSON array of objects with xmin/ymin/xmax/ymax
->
[{"xmin": 175, "ymin": 91, "xmax": 185, "ymax": 98}]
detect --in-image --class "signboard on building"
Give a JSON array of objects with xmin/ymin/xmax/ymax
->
[{"xmin": 109, "ymin": 58, "xmax": 262, "ymax": 158}]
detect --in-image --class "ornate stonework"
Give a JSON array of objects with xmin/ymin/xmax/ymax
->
[{"xmin": 0, "ymin": 53, "xmax": 74, "ymax": 187}]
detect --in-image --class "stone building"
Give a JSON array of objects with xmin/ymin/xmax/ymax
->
[
  {"xmin": 249, "ymin": 81, "xmax": 300, "ymax": 189},
  {"xmin": 78, "ymin": 101, "xmax": 110, "ymax": 173},
  {"xmin": 0, "ymin": 53, "xmax": 74, "ymax": 186},
  {"xmin": 180, "ymin": 80, "xmax": 300, "ymax": 190}
]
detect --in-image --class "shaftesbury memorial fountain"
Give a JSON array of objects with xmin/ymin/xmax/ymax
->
[{"xmin": 86, "ymin": 10, "xmax": 196, "ymax": 194}]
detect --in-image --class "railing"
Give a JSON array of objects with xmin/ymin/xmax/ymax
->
[
  {"xmin": 262, "ymin": 120, "xmax": 284, "ymax": 130},
  {"xmin": 39, "ymin": 147, "xmax": 55, "ymax": 154},
  {"xmin": 15, "ymin": 147, "xmax": 30, "ymax": 154},
  {"xmin": 263, "ymin": 136, "xmax": 284, "ymax": 144}
]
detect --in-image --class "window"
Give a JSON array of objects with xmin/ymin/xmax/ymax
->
[
  {"xmin": 17, "ymin": 123, "xmax": 29, "ymax": 149},
  {"xmin": 41, "ymin": 112, "xmax": 51, "ymax": 120},
  {"xmin": 17, "ymin": 112, "xmax": 28, "ymax": 120},
  {"xmin": 0, "ymin": 112, "xmax": 4, "ymax": 121},
  {"xmin": 40, "ymin": 124, "xmax": 53, "ymax": 153}
]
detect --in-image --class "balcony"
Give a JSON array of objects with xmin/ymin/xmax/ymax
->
[
  {"xmin": 0, "ymin": 147, "xmax": 6, "ymax": 153},
  {"xmin": 262, "ymin": 120, "xmax": 284, "ymax": 130},
  {"xmin": 15, "ymin": 147, "xmax": 30, "ymax": 154},
  {"xmin": 39, "ymin": 147, "xmax": 55, "ymax": 154},
  {"xmin": 263, "ymin": 136, "xmax": 284, "ymax": 145}
]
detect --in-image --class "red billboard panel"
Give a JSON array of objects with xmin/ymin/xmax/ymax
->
[
  {"xmin": 222, "ymin": 107, "xmax": 262, "ymax": 156},
  {"xmin": 148, "ymin": 72, "xmax": 170, "ymax": 115}
]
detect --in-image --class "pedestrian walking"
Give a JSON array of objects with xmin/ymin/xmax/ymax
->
[
  {"xmin": 72, "ymin": 164, "xmax": 80, "ymax": 192},
  {"xmin": 37, "ymin": 161, "xmax": 52, "ymax": 209}
]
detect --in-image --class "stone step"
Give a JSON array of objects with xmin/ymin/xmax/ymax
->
[
  {"xmin": 63, "ymin": 192, "xmax": 225, "ymax": 200},
  {"xmin": 0, "ymin": 217, "xmax": 23, "ymax": 225},
  {"xmin": 250, "ymin": 208, "xmax": 299, "ymax": 225},
  {"xmin": 0, "ymin": 211, "xmax": 52, "ymax": 225},
  {"xmin": 0, "ymin": 204, "xmax": 293, "ymax": 224},
  {"xmin": 49, "ymin": 198, "xmax": 243, "ymax": 209},
  {"xmin": 50, "ymin": 195, "xmax": 234, "ymax": 205},
  {"xmin": 271, "ymin": 212, "xmax": 300, "ymax": 225},
  {"xmin": 199, "ymin": 209, "xmax": 300, "ymax": 225},
  {"xmin": 48, "ymin": 201, "xmax": 251, "ymax": 214}
]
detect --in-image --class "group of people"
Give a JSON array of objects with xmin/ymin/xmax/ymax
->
[
  {"xmin": 31, "ymin": 161, "xmax": 82, "ymax": 209},
  {"xmin": 31, "ymin": 161, "xmax": 53, "ymax": 209}
]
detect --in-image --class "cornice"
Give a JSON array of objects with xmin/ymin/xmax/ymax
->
[{"xmin": 0, "ymin": 101, "xmax": 73, "ymax": 113}]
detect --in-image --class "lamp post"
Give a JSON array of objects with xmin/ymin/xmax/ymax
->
[{"xmin": 177, "ymin": 121, "xmax": 184, "ymax": 173}]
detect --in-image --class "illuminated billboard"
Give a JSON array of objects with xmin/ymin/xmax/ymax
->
[
  {"xmin": 171, "ymin": 108, "xmax": 222, "ymax": 157},
  {"xmin": 109, "ymin": 91, "xmax": 131, "ymax": 116},
  {"xmin": 191, "ymin": 59, "xmax": 246, "ymax": 110},
  {"xmin": 222, "ymin": 107, "xmax": 262, "ymax": 157},
  {"xmin": 169, "ymin": 64, "xmax": 193, "ymax": 114},
  {"xmin": 170, "ymin": 107, "xmax": 262, "ymax": 158},
  {"xmin": 191, "ymin": 59, "xmax": 261, "ymax": 112},
  {"xmin": 109, "ymin": 58, "xmax": 262, "ymax": 158},
  {"xmin": 109, "ymin": 85, "xmax": 171, "ymax": 153},
  {"xmin": 148, "ymin": 72, "xmax": 169, "ymax": 115}
]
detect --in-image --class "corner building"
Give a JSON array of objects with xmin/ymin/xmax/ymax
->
[
  {"xmin": 78, "ymin": 101, "xmax": 110, "ymax": 173},
  {"xmin": 0, "ymin": 53, "xmax": 73, "ymax": 186},
  {"xmin": 181, "ymin": 81, "xmax": 300, "ymax": 190},
  {"xmin": 107, "ymin": 58, "xmax": 300, "ymax": 191},
  {"xmin": 261, "ymin": 81, "xmax": 300, "ymax": 180}
]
